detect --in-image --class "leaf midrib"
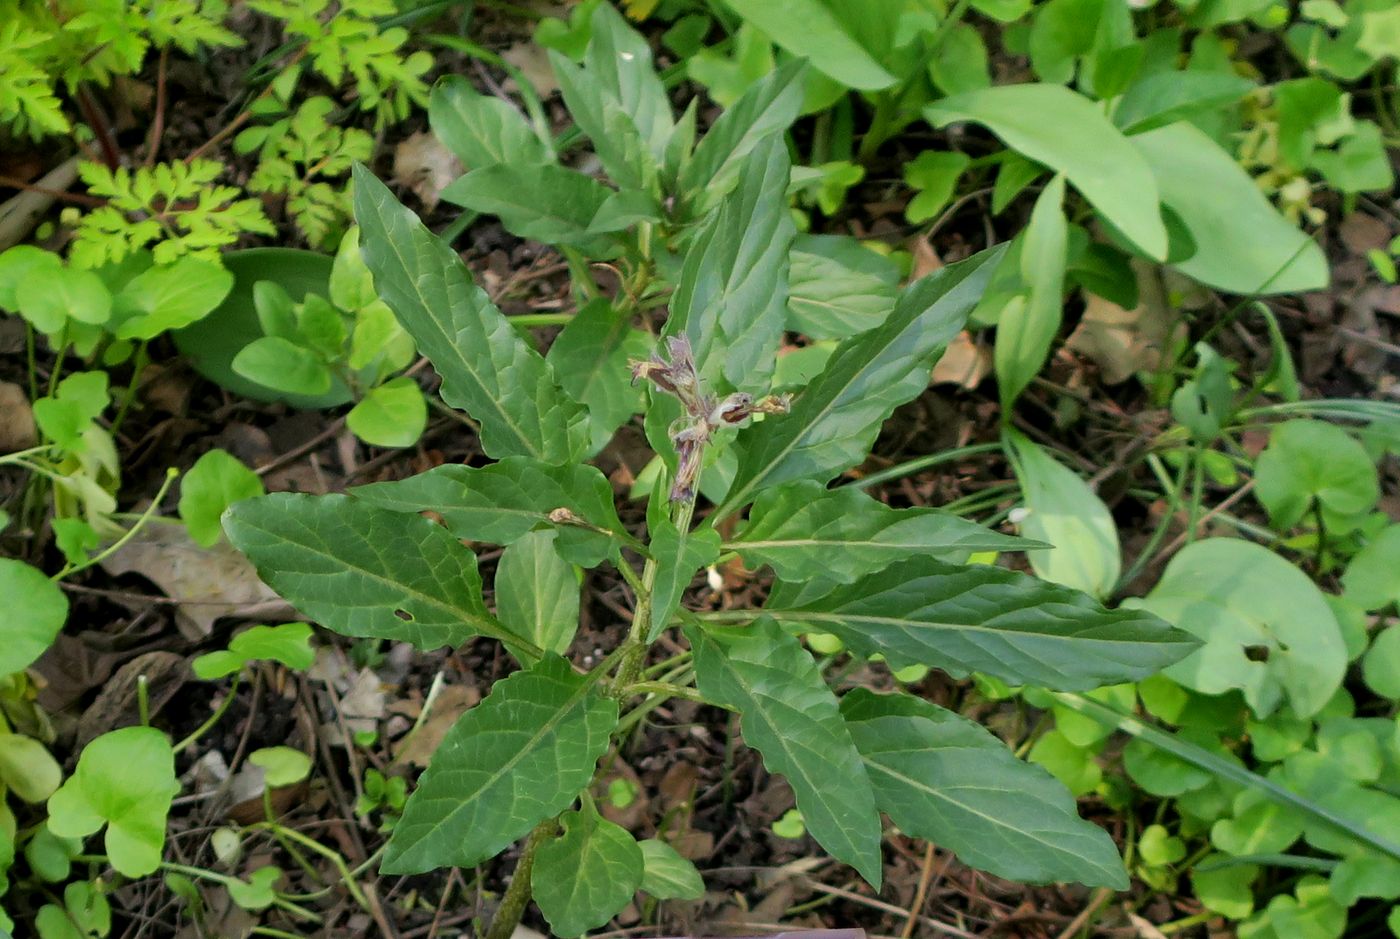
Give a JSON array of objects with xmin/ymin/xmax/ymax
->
[{"xmin": 765, "ymin": 609, "xmax": 1174, "ymax": 650}]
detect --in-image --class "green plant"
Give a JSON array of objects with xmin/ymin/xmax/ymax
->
[{"xmin": 219, "ymin": 12, "xmax": 1203, "ymax": 936}]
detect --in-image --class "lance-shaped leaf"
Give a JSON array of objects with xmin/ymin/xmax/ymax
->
[
  {"xmin": 440, "ymin": 163, "xmax": 616, "ymax": 253},
  {"xmin": 224, "ymin": 493, "xmax": 520, "ymax": 653},
  {"xmin": 682, "ymin": 59, "xmax": 806, "ymax": 201},
  {"xmin": 350, "ymin": 457, "xmax": 626, "ymax": 568},
  {"xmin": 841, "ymin": 688, "xmax": 1128, "ymax": 888},
  {"xmin": 429, "ymin": 75, "xmax": 551, "ymax": 169},
  {"xmin": 495, "ymin": 530, "xmax": 580, "ymax": 663},
  {"xmin": 729, "ymin": 480, "xmax": 1040, "ymax": 584},
  {"xmin": 787, "ymin": 234, "xmax": 901, "ymax": 340},
  {"xmin": 579, "ymin": 2, "xmax": 674, "ymax": 158},
  {"xmin": 383, "ymin": 655, "xmax": 617, "ymax": 874},
  {"xmin": 758, "ymin": 557, "xmax": 1197, "ymax": 690},
  {"xmin": 532, "ymin": 803, "xmax": 644, "ymax": 938},
  {"xmin": 717, "ymin": 244, "xmax": 1006, "ymax": 518},
  {"xmin": 996, "ymin": 173, "xmax": 1067, "ymax": 411},
  {"xmin": 668, "ymin": 135, "xmax": 794, "ymax": 395},
  {"xmin": 684, "ymin": 619, "xmax": 883, "ymax": 885},
  {"xmin": 353, "ymin": 166, "xmax": 589, "ymax": 462},
  {"xmin": 550, "ymin": 53, "xmax": 658, "ymax": 202}
]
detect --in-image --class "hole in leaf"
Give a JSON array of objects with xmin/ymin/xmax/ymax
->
[
  {"xmin": 1244, "ymin": 645, "xmax": 1270, "ymax": 662},
  {"xmin": 393, "ymin": 609, "xmax": 414, "ymax": 622}
]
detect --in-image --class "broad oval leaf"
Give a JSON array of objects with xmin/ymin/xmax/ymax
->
[
  {"xmin": 1129, "ymin": 122, "xmax": 1328, "ymax": 294},
  {"xmin": 1124, "ymin": 538, "xmax": 1346, "ymax": 718},
  {"xmin": 786, "ymin": 234, "xmax": 900, "ymax": 340},
  {"xmin": 638, "ymin": 838, "xmax": 705, "ymax": 900},
  {"xmin": 440, "ymin": 163, "xmax": 616, "ymax": 252},
  {"xmin": 668, "ymin": 135, "xmax": 794, "ymax": 395},
  {"xmin": 350, "ymin": 457, "xmax": 626, "ymax": 568},
  {"xmin": 684, "ymin": 618, "xmax": 883, "ymax": 886},
  {"xmin": 428, "ymin": 75, "xmax": 550, "ymax": 169},
  {"xmin": 495, "ymin": 530, "xmax": 580, "ymax": 662},
  {"xmin": 224, "ymin": 492, "xmax": 524, "ymax": 654},
  {"xmin": 1253, "ymin": 419, "xmax": 1378, "ymax": 530},
  {"xmin": 760, "ymin": 557, "xmax": 1196, "ymax": 690},
  {"xmin": 0, "ymin": 558, "xmax": 68, "ymax": 676},
  {"xmin": 1005, "ymin": 429, "xmax": 1121, "ymax": 599},
  {"xmin": 925, "ymin": 84, "xmax": 1168, "ymax": 260},
  {"xmin": 532, "ymin": 804, "xmax": 644, "ymax": 938},
  {"xmin": 841, "ymin": 688, "xmax": 1128, "ymax": 888},
  {"xmin": 719, "ymin": 0, "xmax": 896, "ymax": 90},
  {"xmin": 717, "ymin": 243, "xmax": 1006, "ymax": 518},
  {"xmin": 730, "ymin": 480, "xmax": 1039, "ymax": 584},
  {"xmin": 353, "ymin": 166, "xmax": 589, "ymax": 463},
  {"xmin": 384, "ymin": 655, "xmax": 618, "ymax": 874}
]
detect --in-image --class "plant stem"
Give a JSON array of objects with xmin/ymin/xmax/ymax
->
[
  {"xmin": 52, "ymin": 467, "xmax": 178, "ymax": 580},
  {"xmin": 483, "ymin": 820, "xmax": 557, "ymax": 939}
]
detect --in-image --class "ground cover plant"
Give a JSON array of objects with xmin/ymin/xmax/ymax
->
[{"xmin": 1, "ymin": 0, "xmax": 1399, "ymax": 936}]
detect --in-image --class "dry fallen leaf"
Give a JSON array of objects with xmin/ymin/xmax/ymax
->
[
  {"xmin": 392, "ymin": 131, "xmax": 463, "ymax": 211},
  {"xmin": 931, "ymin": 330, "xmax": 990, "ymax": 389},
  {"xmin": 0, "ymin": 381, "xmax": 37, "ymax": 452},
  {"xmin": 99, "ymin": 524, "xmax": 287, "ymax": 639},
  {"xmin": 502, "ymin": 41, "xmax": 558, "ymax": 97},
  {"xmin": 1066, "ymin": 268, "xmax": 1183, "ymax": 385},
  {"xmin": 392, "ymin": 683, "xmax": 478, "ymax": 767}
]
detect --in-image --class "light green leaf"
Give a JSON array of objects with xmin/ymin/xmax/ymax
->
[
  {"xmin": 0, "ymin": 558, "xmax": 68, "ymax": 676},
  {"xmin": 46, "ymin": 726, "xmax": 177, "ymax": 877},
  {"xmin": 684, "ymin": 618, "xmax": 883, "ymax": 885},
  {"xmin": 192, "ymin": 623, "xmax": 316, "ymax": 679},
  {"xmin": 1342, "ymin": 524, "xmax": 1400, "ymax": 611},
  {"xmin": 0, "ymin": 245, "xmax": 63, "ymax": 312},
  {"xmin": 669, "ymin": 136, "xmax": 794, "ymax": 395},
  {"xmin": 786, "ymin": 234, "xmax": 900, "ymax": 340},
  {"xmin": 227, "ymin": 866, "xmax": 281, "ymax": 911},
  {"xmin": 330, "ymin": 227, "xmax": 378, "ymax": 312},
  {"xmin": 1114, "ymin": 71, "xmax": 1255, "ymax": 134},
  {"xmin": 550, "ymin": 52, "xmax": 658, "ymax": 194},
  {"xmin": 354, "ymin": 167, "xmax": 589, "ymax": 463},
  {"xmin": 113, "ymin": 258, "xmax": 234, "ymax": 340},
  {"xmin": 647, "ymin": 514, "xmax": 721, "ymax": 641},
  {"xmin": 383, "ymin": 655, "xmax": 617, "ymax": 873},
  {"xmin": 1238, "ymin": 876, "xmax": 1344, "ymax": 939},
  {"xmin": 1130, "ymin": 122, "xmax": 1328, "ymax": 294},
  {"xmin": 429, "ymin": 75, "xmax": 550, "ymax": 169},
  {"xmin": 249, "ymin": 747, "xmax": 312, "ymax": 787},
  {"xmin": 904, "ymin": 151, "xmax": 972, "ymax": 225},
  {"xmin": 1005, "ymin": 430, "xmax": 1121, "ymax": 598},
  {"xmin": 761, "ymin": 556, "xmax": 1193, "ymax": 690},
  {"xmin": 720, "ymin": 0, "xmax": 895, "ymax": 89},
  {"xmin": 178, "ymin": 449, "xmax": 265, "ymax": 548},
  {"xmin": 351, "ymin": 458, "xmax": 626, "ymax": 568},
  {"xmin": 638, "ymin": 839, "xmax": 704, "ymax": 900},
  {"xmin": 1029, "ymin": 729, "xmax": 1102, "ymax": 796},
  {"xmin": 232, "ymin": 336, "xmax": 332, "ymax": 396},
  {"xmin": 495, "ymin": 530, "xmax": 580, "ymax": 661},
  {"xmin": 346, "ymin": 377, "xmax": 427, "ymax": 449},
  {"xmin": 682, "ymin": 59, "xmax": 806, "ymax": 198},
  {"xmin": 1125, "ymin": 538, "xmax": 1347, "ymax": 718},
  {"xmin": 224, "ymin": 493, "xmax": 521, "ymax": 653},
  {"xmin": 0, "ymin": 734, "xmax": 62, "ymax": 803},
  {"xmin": 1363, "ymin": 626, "xmax": 1400, "ymax": 699},
  {"xmin": 997, "ymin": 174, "xmax": 1067, "ymax": 410},
  {"xmin": 925, "ymin": 84, "xmax": 1167, "ymax": 260},
  {"xmin": 545, "ymin": 299, "xmax": 650, "ymax": 452},
  {"xmin": 1312, "ymin": 121, "xmax": 1394, "ymax": 194},
  {"xmin": 1192, "ymin": 856, "xmax": 1259, "ymax": 919},
  {"xmin": 440, "ymin": 163, "xmax": 615, "ymax": 251},
  {"xmin": 730, "ymin": 480, "xmax": 1037, "ymax": 584},
  {"xmin": 580, "ymin": 2, "xmax": 674, "ymax": 155},
  {"xmin": 17, "ymin": 265, "xmax": 111, "ymax": 330},
  {"xmin": 929, "ymin": 24, "xmax": 991, "ymax": 96},
  {"xmin": 533, "ymin": 804, "xmax": 644, "ymax": 938},
  {"xmin": 1254, "ymin": 420, "xmax": 1378, "ymax": 529},
  {"xmin": 841, "ymin": 688, "xmax": 1125, "ymax": 886},
  {"xmin": 718, "ymin": 244, "xmax": 1005, "ymax": 517}
]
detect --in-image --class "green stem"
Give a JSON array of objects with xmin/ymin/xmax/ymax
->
[
  {"xmin": 507, "ymin": 313, "xmax": 575, "ymax": 328},
  {"xmin": 483, "ymin": 819, "xmax": 557, "ymax": 939},
  {"xmin": 52, "ymin": 467, "xmax": 179, "ymax": 580},
  {"xmin": 847, "ymin": 442, "xmax": 1003, "ymax": 490},
  {"xmin": 249, "ymin": 823, "xmax": 370, "ymax": 910},
  {"xmin": 626, "ymin": 680, "xmax": 704, "ymax": 702}
]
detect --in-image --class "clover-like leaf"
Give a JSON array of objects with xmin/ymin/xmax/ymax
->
[{"xmin": 178, "ymin": 448, "xmax": 265, "ymax": 547}]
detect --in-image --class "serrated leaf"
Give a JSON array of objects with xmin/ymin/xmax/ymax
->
[
  {"xmin": 786, "ymin": 234, "xmax": 900, "ymax": 340},
  {"xmin": 682, "ymin": 59, "xmax": 806, "ymax": 199},
  {"xmin": 684, "ymin": 618, "xmax": 883, "ymax": 885},
  {"xmin": 638, "ymin": 838, "xmax": 704, "ymax": 899},
  {"xmin": 545, "ymin": 299, "xmax": 650, "ymax": 452},
  {"xmin": 730, "ymin": 480, "xmax": 1039, "ymax": 584},
  {"xmin": 925, "ymin": 84, "xmax": 1167, "ymax": 260},
  {"xmin": 496, "ymin": 530, "xmax": 580, "ymax": 662},
  {"xmin": 350, "ymin": 458, "xmax": 626, "ymax": 567},
  {"xmin": 760, "ymin": 557, "xmax": 1196, "ymax": 690},
  {"xmin": 224, "ymin": 493, "xmax": 525, "ymax": 654},
  {"xmin": 668, "ymin": 135, "xmax": 794, "ymax": 395},
  {"xmin": 841, "ymin": 688, "xmax": 1127, "ymax": 887},
  {"xmin": 533, "ymin": 804, "xmax": 644, "ymax": 938},
  {"xmin": 383, "ymin": 655, "xmax": 618, "ymax": 873},
  {"xmin": 428, "ymin": 75, "xmax": 550, "ymax": 169},
  {"xmin": 440, "ymin": 163, "xmax": 615, "ymax": 252},
  {"xmin": 717, "ymin": 244, "xmax": 1005, "ymax": 518},
  {"xmin": 353, "ymin": 167, "xmax": 589, "ymax": 463}
]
